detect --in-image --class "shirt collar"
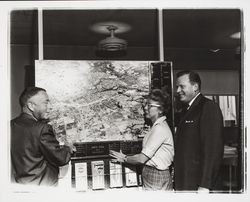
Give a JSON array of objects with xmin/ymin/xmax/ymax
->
[
  {"xmin": 21, "ymin": 112, "xmax": 38, "ymax": 121},
  {"xmin": 188, "ymin": 92, "xmax": 201, "ymax": 109},
  {"xmin": 152, "ymin": 116, "xmax": 166, "ymax": 127}
]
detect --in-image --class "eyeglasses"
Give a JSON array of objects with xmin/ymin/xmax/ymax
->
[
  {"xmin": 142, "ymin": 103, "xmax": 161, "ymax": 108},
  {"xmin": 148, "ymin": 103, "xmax": 161, "ymax": 107}
]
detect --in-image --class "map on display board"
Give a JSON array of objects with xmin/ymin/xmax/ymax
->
[{"xmin": 35, "ymin": 60, "xmax": 150, "ymax": 144}]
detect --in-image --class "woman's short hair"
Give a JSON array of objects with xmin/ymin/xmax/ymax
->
[
  {"xmin": 19, "ymin": 86, "xmax": 46, "ymax": 107},
  {"xmin": 147, "ymin": 88, "xmax": 170, "ymax": 115}
]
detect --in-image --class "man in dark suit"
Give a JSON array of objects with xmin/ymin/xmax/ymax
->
[
  {"xmin": 11, "ymin": 87, "xmax": 73, "ymax": 186},
  {"xmin": 174, "ymin": 70, "xmax": 224, "ymax": 192}
]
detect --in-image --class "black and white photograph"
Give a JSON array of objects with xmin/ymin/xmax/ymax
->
[{"xmin": 0, "ymin": 1, "xmax": 249, "ymax": 202}]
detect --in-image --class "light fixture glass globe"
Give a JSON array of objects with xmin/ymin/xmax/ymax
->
[
  {"xmin": 98, "ymin": 36, "xmax": 127, "ymax": 51},
  {"xmin": 97, "ymin": 25, "xmax": 127, "ymax": 52}
]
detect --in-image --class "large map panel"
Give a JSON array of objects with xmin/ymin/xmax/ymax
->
[{"xmin": 35, "ymin": 60, "xmax": 150, "ymax": 144}]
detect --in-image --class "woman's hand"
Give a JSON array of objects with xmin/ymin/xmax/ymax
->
[{"xmin": 109, "ymin": 150, "xmax": 127, "ymax": 163}]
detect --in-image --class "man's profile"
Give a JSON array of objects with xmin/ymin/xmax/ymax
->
[{"xmin": 11, "ymin": 87, "xmax": 72, "ymax": 186}]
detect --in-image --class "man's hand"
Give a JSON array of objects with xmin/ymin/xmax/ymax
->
[
  {"xmin": 69, "ymin": 144, "xmax": 76, "ymax": 154},
  {"xmin": 109, "ymin": 150, "xmax": 127, "ymax": 163},
  {"xmin": 64, "ymin": 141, "xmax": 76, "ymax": 154}
]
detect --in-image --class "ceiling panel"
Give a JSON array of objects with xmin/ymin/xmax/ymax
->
[
  {"xmin": 163, "ymin": 9, "xmax": 241, "ymax": 49},
  {"xmin": 10, "ymin": 9, "xmax": 242, "ymax": 69},
  {"xmin": 11, "ymin": 10, "xmax": 38, "ymax": 45},
  {"xmin": 43, "ymin": 9, "xmax": 158, "ymax": 47},
  {"xmin": 11, "ymin": 9, "xmax": 241, "ymax": 49}
]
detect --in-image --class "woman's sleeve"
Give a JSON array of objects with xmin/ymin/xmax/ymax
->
[{"xmin": 141, "ymin": 125, "xmax": 171, "ymax": 158}]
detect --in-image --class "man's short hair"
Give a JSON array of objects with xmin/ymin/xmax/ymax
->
[
  {"xmin": 176, "ymin": 70, "xmax": 201, "ymax": 90},
  {"xmin": 19, "ymin": 87, "xmax": 46, "ymax": 107}
]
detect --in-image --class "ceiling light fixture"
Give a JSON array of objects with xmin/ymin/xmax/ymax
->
[
  {"xmin": 98, "ymin": 25, "xmax": 127, "ymax": 52},
  {"xmin": 230, "ymin": 32, "xmax": 240, "ymax": 39},
  {"xmin": 209, "ymin": 49, "xmax": 220, "ymax": 53},
  {"xmin": 91, "ymin": 22, "xmax": 131, "ymax": 57}
]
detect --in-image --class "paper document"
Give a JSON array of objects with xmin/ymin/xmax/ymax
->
[
  {"xmin": 75, "ymin": 162, "xmax": 88, "ymax": 191},
  {"xmin": 125, "ymin": 167, "xmax": 138, "ymax": 186},
  {"xmin": 91, "ymin": 161, "xmax": 105, "ymax": 189},
  {"xmin": 109, "ymin": 162, "xmax": 123, "ymax": 188}
]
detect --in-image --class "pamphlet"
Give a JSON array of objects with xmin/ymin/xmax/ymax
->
[
  {"xmin": 109, "ymin": 161, "xmax": 123, "ymax": 188},
  {"xmin": 91, "ymin": 160, "xmax": 105, "ymax": 189},
  {"xmin": 125, "ymin": 167, "xmax": 138, "ymax": 186},
  {"xmin": 75, "ymin": 162, "xmax": 88, "ymax": 191}
]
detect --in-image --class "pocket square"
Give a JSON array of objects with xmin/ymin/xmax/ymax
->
[{"xmin": 185, "ymin": 120, "xmax": 194, "ymax": 123}]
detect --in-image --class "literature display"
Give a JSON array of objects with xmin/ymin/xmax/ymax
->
[
  {"xmin": 109, "ymin": 162, "xmax": 123, "ymax": 188},
  {"xmin": 125, "ymin": 167, "xmax": 138, "ymax": 187},
  {"xmin": 75, "ymin": 162, "xmax": 88, "ymax": 191},
  {"xmin": 91, "ymin": 161, "xmax": 105, "ymax": 190}
]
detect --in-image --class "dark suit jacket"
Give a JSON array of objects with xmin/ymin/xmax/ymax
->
[
  {"xmin": 11, "ymin": 113, "xmax": 71, "ymax": 186},
  {"xmin": 174, "ymin": 94, "xmax": 224, "ymax": 191}
]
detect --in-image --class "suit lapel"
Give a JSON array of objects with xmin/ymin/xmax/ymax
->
[{"xmin": 177, "ymin": 94, "xmax": 204, "ymax": 128}]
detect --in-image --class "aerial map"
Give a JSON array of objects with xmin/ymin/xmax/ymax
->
[{"xmin": 35, "ymin": 60, "xmax": 150, "ymax": 144}]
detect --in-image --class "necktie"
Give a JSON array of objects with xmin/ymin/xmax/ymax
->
[{"xmin": 182, "ymin": 104, "xmax": 189, "ymax": 115}]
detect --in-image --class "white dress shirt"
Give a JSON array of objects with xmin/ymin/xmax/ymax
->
[{"xmin": 187, "ymin": 92, "xmax": 201, "ymax": 109}]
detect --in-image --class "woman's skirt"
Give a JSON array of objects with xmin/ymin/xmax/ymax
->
[{"xmin": 142, "ymin": 165, "xmax": 173, "ymax": 191}]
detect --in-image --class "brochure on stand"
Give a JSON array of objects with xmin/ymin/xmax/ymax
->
[
  {"xmin": 91, "ymin": 160, "xmax": 105, "ymax": 189},
  {"xmin": 75, "ymin": 162, "xmax": 88, "ymax": 191},
  {"xmin": 109, "ymin": 161, "xmax": 123, "ymax": 188}
]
